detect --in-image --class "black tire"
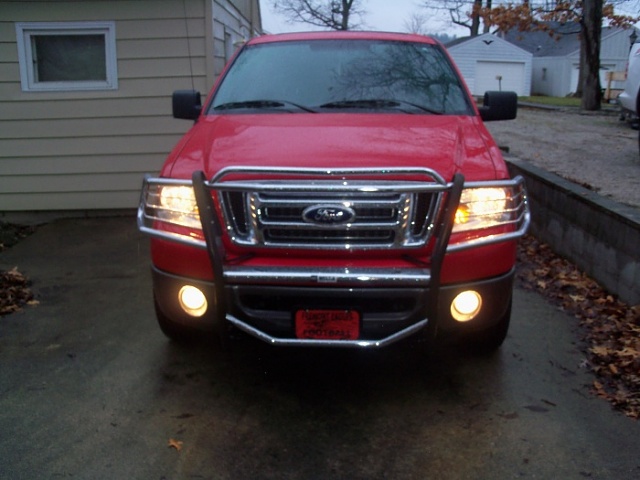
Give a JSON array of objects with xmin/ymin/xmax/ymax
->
[
  {"xmin": 154, "ymin": 296, "xmax": 199, "ymax": 343},
  {"xmin": 466, "ymin": 298, "xmax": 512, "ymax": 354}
]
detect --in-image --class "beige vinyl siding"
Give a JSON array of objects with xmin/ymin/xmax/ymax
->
[
  {"xmin": 0, "ymin": 0, "xmax": 214, "ymax": 211},
  {"xmin": 213, "ymin": 0, "xmax": 261, "ymax": 78}
]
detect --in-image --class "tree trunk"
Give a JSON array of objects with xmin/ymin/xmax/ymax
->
[
  {"xmin": 340, "ymin": 0, "xmax": 351, "ymax": 30},
  {"xmin": 483, "ymin": 0, "xmax": 492, "ymax": 34},
  {"xmin": 580, "ymin": 0, "xmax": 603, "ymax": 110},
  {"xmin": 471, "ymin": 0, "xmax": 482, "ymax": 36}
]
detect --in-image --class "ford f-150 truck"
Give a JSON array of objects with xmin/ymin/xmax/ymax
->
[{"xmin": 138, "ymin": 31, "xmax": 529, "ymax": 351}]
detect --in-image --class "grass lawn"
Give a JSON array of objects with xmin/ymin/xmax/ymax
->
[{"xmin": 519, "ymin": 95, "xmax": 582, "ymax": 107}]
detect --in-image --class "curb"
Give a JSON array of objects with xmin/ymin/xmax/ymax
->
[{"xmin": 507, "ymin": 157, "xmax": 640, "ymax": 305}]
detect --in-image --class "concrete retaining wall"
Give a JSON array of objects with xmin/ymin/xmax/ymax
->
[{"xmin": 507, "ymin": 158, "xmax": 640, "ymax": 306}]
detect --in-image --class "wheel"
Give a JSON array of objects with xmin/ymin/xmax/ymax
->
[
  {"xmin": 465, "ymin": 298, "xmax": 512, "ymax": 354},
  {"xmin": 154, "ymin": 296, "xmax": 199, "ymax": 343}
]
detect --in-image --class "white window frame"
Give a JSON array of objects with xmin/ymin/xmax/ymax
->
[{"xmin": 15, "ymin": 21, "xmax": 118, "ymax": 92}]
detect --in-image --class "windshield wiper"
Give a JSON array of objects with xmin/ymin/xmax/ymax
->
[
  {"xmin": 318, "ymin": 99, "xmax": 442, "ymax": 115},
  {"xmin": 213, "ymin": 100, "xmax": 316, "ymax": 113}
]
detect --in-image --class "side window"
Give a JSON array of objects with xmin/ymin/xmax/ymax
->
[{"xmin": 15, "ymin": 22, "xmax": 118, "ymax": 92}]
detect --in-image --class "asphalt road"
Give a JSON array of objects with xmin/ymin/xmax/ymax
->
[{"xmin": 1, "ymin": 217, "xmax": 639, "ymax": 480}]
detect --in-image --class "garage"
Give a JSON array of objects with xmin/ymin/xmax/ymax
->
[
  {"xmin": 475, "ymin": 61, "xmax": 527, "ymax": 96},
  {"xmin": 446, "ymin": 33, "xmax": 532, "ymax": 97}
]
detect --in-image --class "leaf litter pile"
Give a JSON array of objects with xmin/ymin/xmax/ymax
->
[
  {"xmin": 0, "ymin": 222, "xmax": 37, "ymax": 316},
  {"xmin": 517, "ymin": 234, "xmax": 640, "ymax": 419}
]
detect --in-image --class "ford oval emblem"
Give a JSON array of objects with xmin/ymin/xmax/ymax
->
[{"xmin": 302, "ymin": 204, "xmax": 356, "ymax": 225}]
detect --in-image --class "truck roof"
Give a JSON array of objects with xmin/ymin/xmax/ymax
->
[{"xmin": 249, "ymin": 30, "xmax": 439, "ymax": 46}]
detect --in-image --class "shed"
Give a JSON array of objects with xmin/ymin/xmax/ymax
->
[
  {"xmin": 446, "ymin": 33, "xmax": 533, "ymax": 97},
  {"xmin": 0, "ymin": 0, "xmax": 261, "ymax": 213},
  {"xmin": 502, "ymin": 23, "xmax": 636, "ymax": 97}
]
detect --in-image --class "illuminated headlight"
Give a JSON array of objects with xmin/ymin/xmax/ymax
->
[
  {"xmin": 146, "ymin": 184, "xmax": 201, "ymax": 229},
  {"xmin": 452, "ymin": 187, "xmax": 509, "ymax": 232},
  {"xmin": 160, "ymin": 185, "xmax": 197, "ymax": 212}
]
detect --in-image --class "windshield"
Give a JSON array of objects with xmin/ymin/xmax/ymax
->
[{"xmin": 209, "ymin": 39, "xmax": 473, "ymax": 115}]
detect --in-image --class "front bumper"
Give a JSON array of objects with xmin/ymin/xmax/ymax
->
[{"xmin": 152, "ymin": 265, "xmax": 514, "ymax": 348}]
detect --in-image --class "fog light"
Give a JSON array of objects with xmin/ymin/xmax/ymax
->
[
  {"xmin": 178, "ymin": 285, "xmax": 208, "ymax": 317},
  {"xmin": 451, "ymin": 290, "xmax": 482, "ymax": 322}
]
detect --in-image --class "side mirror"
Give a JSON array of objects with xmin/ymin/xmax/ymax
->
[
  {"xmin": 479, "ymin": 91, "xmax": 517, "ymax": 122},
  {"xmin": 172, "ymin": 90, "xmax": 202, "ymax": 120}
]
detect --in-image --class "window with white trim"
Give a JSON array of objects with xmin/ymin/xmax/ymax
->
[{"xmin": 16, "ymin": 22, "xmax": 118, "ymax": 92}]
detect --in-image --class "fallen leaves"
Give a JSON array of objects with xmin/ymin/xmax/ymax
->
[
  {"xmin": 0, "ymin": 222, "xmax": 38, "ymax": 316},
  {"xmin": 0, "ymin": 266, "xmax": 36, "ymax": 316},
  {"xmin": 517, "ymin": 234, "xmax": 640, "ymax": 420},
  {"xmin": 168, "ymin": 438, "xmax": 183, "ymax": 451},
  {"xmin": 0, "ymin": 221, "xmax": 36, "ymax": 252}
]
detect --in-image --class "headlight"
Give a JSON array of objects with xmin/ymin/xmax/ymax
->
[
  {"xmin": 146, "ymin": 184, "xmax": 201, "ymax": 229},
  {"xmin": 160, "ymin": 185, "xmax": 198, "ymax": 213},
  {"xmin": 452, "ymin": 187, "xmax": 510, "ymax": 233}
]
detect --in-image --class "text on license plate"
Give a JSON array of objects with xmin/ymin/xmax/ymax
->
[{"xmin": 295, "ymin": 309, "xmax": 360, "ymax": 340}]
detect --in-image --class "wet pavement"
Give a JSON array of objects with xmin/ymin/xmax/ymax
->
[{"xmin": 1, "ymin": 216, "xmax": 639, "ymax": 479}]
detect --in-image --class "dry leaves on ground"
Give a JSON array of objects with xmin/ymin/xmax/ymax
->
[
  {"xmin": 168, "ymin": 438, "xmax": 184, "ymax": 451},
  {"xmin": 1, "ymin": 222, "xmax": 37, "ymax": 316},
  {"xmin": 0, "ymin": 222, "xmax": 36, "ymax": 252},
  {"xmin": 517, "ymin": 235, "xmax": 640, "ymax": 420},
  {"xmin": 0, "ymin": 266, "xmax": 36, "ymax": 316}
]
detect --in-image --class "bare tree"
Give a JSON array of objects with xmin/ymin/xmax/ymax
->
[
  {"xmin": 403, "ymin": 12, "xmax": 431, "ymax": 35},
  {"xmin": 421, "ymin": 0, "xmax": 493, "ymax": 37},
  {"xmin": 271, "ymin": 0, "xmax": 365, "ymax": 31}
]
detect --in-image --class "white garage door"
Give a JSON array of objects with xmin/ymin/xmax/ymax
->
[{"xmin": 475, "ymin": 61, "xmax": 526, "ymax": 96}]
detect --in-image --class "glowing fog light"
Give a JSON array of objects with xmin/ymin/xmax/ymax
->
[
  {"xmin": 178, "ymin": 285, "xmax": 208, "ymax": 317},
  {"xmin": 451, "ymin": 290, "xmax": 482, "ymax": 322}
]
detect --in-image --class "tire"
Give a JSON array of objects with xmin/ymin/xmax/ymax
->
[
  {"xmin": 466, "ymin": 298, "xmax": 512, "ymax": 354},
  {"xmin": 154, "ymin": 296, "xmax": 199, "ymax": 343}
]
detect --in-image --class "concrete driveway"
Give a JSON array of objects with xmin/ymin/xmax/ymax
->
[{"xmin": 1, "ymin": 217, "xmax": 639, "ymax": 479}]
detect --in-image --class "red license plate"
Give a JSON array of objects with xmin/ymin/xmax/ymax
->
[{"xmin": 295, "ymin": 309, "xmax": 360, "ymax": 340}]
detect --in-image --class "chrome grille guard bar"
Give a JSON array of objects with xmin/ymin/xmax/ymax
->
[
  {"xmin": 137, "ymin": 169, "xmax": 530, "ymax": 347},
  {"xmin": 192, "ymin": 169, "xmax": 463, "ymax": 348}
]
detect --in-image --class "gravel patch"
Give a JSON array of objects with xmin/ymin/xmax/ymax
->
[{"xmin": 486, "ymin": 106, "xmax": 640, "ymax": 209}]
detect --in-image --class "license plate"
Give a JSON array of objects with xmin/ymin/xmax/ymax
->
[{"xmin": 295, "ymin": 309, "xmax": 360, "ymax": 340}]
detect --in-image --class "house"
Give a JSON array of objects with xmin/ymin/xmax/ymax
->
[
  {"xmin": 0, "ymin": 0, "xmax": 261, "ymax": 212},
  {"xmin": 446, "ymin": 33, "xmax": 533, "ymax": 97},
  {"xmin": 502, "ymin": 22, "xmax": 636, "ymax": 97}
]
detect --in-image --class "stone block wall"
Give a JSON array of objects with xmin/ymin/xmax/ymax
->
[{"xmin": 507, "ymin": 158, "xmax": 640, "ymax": 306}]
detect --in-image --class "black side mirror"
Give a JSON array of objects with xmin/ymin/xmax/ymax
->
[
  {"xmin": 172, "ymin": 90, "xmax": 202, "ymax": 120},
  {"xmin": 479, "ymin": 91, "xmax": 518, "ymax": 122}
]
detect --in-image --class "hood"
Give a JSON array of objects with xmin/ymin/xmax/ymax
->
[{"xmin": 165, "ymin": 113, "xmax": 504, "ymax": 182}]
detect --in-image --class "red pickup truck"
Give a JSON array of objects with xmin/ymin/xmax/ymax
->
[{"xmin": 138, "ymin": 31, "xmax": 529, "ymax": 352}]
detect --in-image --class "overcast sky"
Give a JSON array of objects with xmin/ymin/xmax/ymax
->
[{"xmin": 258, "ymin": 0, "xmax": 467, "ymax": 36}]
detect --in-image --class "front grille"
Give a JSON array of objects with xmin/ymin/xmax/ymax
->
[{"xmin": 216, "ymin": 171, "xmax": 445, "ymax": 249}]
